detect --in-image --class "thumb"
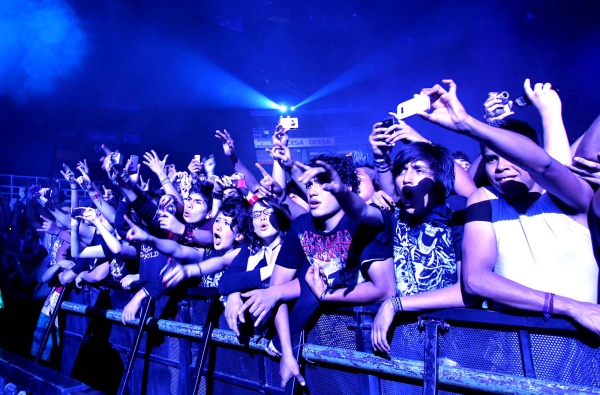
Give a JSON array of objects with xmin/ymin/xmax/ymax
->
[{"xmin": 296, "ymin": 373, "xmax": 306, "ymax": 387}]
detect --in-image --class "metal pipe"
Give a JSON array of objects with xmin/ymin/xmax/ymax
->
[{"xmin": 60, "ymin": 302, "xmax": 600, "ymax": 395}]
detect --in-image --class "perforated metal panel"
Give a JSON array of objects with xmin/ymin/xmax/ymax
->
[
  {"xmin": 438, "ymin": 326, "xmax": 523, "ymax": 376},
  {"xmin": 531, "ymin": 333, "xmax": 600, "ymax": 387}
]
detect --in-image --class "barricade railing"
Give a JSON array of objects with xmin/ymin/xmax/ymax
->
[{"xmin": 50, "ymin": 283, "xmax": 600, "ymax": 395}]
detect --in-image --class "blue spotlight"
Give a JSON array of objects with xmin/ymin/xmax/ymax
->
[
  {"xmin": 290, "ymin": 106, "xmax": 296, "ymax": 111},
  {"xmin": 278, "ymin": 104, "xmax": 288, "ymax": 112}
]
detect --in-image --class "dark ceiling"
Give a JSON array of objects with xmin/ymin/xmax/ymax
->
[{"xmin": 1, "ymin": 0, "xmax": 599, "ymax": 177}]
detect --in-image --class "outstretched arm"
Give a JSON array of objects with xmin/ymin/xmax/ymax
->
[
  {"xmin": 420, "ymin": 79, "xmax": 592, "ymax": 214},
  {"xmin": 295, "ymin": 160, "xmax": 384, "ymax": 227},
  {"xmin": 215, "ymin": 129, "xmax": 261, "ymax": 193}
]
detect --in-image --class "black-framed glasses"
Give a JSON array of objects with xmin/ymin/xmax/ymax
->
[{"xmin": 251, "ymin": 207, "xmax": 274, "ymax": 219}]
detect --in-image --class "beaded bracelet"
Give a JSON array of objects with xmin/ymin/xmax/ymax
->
[{"xmin": 160, "ymin": 178, "xmax": 172, "ymax": 186}]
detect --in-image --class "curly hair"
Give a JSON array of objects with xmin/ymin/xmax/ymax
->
[
  {"xmin": 217, "ymin": 198, "xmax": 252, "ymax": 244},
  {"xmin": 309, "ymin": 153, "xmax": 360, "ymax": 195}
]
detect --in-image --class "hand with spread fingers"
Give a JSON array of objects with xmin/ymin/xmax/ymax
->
[
  {"xmin": 295, "ymin": 160, "xmax": 346, "ymax": 195},
  {"xmin": 143, "ymin": 150, "xmax": 169, "ymax": 177},
  {"xmin": 215, "ymin": 129, "xmax": 235, "ymax": 157},
  {"xmin": 239, "ymin": 287, "xmax": 279, "ymax": 328}
]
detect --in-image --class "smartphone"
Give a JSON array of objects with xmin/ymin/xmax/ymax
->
[
  {"xmin": 128, "ymin": 155, "xmax": 139, "ymax": 173},
  {"xmin": 279, "ymin": 117, "xmax": 299, "ymax": 130},
  {"xmin": 71, "ymin": 207, "xmax": 86, "ymax": 217},
  {"xmin": 396, "ymin": 95, "xmax": 431, "ymax": 120},
  {"xmin": 379, "ymin": 119, "xmax": 396, "ymax": 128},
  {"xmin": 194, "ymin": 155, "xmax": 201, "ymax": 162}
]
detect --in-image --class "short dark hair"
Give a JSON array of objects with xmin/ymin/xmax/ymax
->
[
  {"xmin": 309, "ymin": 154, "xmax": 360, "ymax": 195},
  {"xmin": 452, "ymin": 150, "xmax": 470, "ymax": 162},
  {"xmin": 189, "ymin": 179, "xmax": 213, "ymax": 205},
  {"xmin": 218, "ymin": 198, "xmax": 251, "ymax": 243},
  {"xmin": 392, "ymin": 142, "xmax": 455, "ymax": 197}
]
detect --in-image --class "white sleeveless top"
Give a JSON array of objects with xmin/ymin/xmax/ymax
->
[{"xmin": 483, "ymin": 187, "xmax": 598, "ymax": 303}]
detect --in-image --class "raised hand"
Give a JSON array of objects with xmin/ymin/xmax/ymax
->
[
  {"xmin": 143, "ymin": 150, "xmax": 169, "ymax": 176},
  {"xmin": 295, "ymin": 160, "xmax": 346, "ymax": 194},
  {"xmin": 124, "ymin": 215, "xmax": 149, "ymax": 243},
  {"xmin": 139, "ymin": 175, "xmax": 150, "ymax": 191},
  {"xmin": 419, "ymin": 80, "xmax": 470, "ymax": 132},
  {"xmin": 384, "ymin": 116, "xmax": 429, "ymax": 146},
  {"xmin": 268, "ymin": 144, "xmax": 293, "ymax": 169},
  {"xmin": 37, "ymin": 215, "xmax": 60, "ymax": 235},
  {"xmin": 188, "ymin": 155, "xmax": 203, "ymax": 174},
  {"xmin": 215, "ymin": 129, "xmax": 235, "ymax": 156},
  {"xmin": 484, "ymin": 92, "xmax": 514, "ymax": 123},
  {"xmin": 158, "ymin": 211, "xmax": 185, "ymax": 234},
  {"xmin": 256, "ymin": 163, "xmax": 284, "ymax": 200},
  {"xmin": 273, "ymin": 124, "xmax": 290, "ymax": 147},
  {"xmin": 77, "ymin": 159, "xmax": 89, "ymax": 175},
  {"xmin": 203, "ymin": 155, "xmax": 216, "ymax": 176},
  {"xmin": 102, "ymin": 185, "xmax": 114, "ymax": 202},
  {"xmin": 369, "ymin": 122, "xmax": 395, "ymax": 159},
  {"xmin": 60, "ymin": 164, "xmax": 76, "ymax": 184},
  {"xmin": 523, "ymin": 78, "xmax": 561, "ymax": 117}
]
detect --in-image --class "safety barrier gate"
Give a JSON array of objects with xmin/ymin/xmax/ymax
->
[{"xmin": 33, "ymin": 283, "xmax": 600, "ymax": 394}]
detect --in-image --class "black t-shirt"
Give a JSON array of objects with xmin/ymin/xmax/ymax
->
[{"xmin": 276, "ymin": 212, "xmax": 391, "ymax": 289}]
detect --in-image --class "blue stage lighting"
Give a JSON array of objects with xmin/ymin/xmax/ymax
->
[
  {"xmin": 290, "ymin": 106, "xmax": 296, "ymax": 111},
  {"xmin": 278, "ymin": 104, "xmax": 288, "ymax": 112}
]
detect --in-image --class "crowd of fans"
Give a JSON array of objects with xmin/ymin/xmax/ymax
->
[{"xmin": 1, "ymin": 79, "xmax": 599, "ymax": 388}]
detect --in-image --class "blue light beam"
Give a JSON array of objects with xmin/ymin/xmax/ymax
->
[{"xmin": 0, "ymin": 0, "xmax": 88, "ymax": 103}]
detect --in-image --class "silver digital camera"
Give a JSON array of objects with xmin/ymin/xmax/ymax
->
[{"xmin": 488, "ymin": 91, "xmax": 511, "ymax": 118}]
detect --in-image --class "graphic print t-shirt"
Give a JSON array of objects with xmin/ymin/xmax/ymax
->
[{"xmin": 276, "ymin": 213, "xmax": 391, "ymax": 289}]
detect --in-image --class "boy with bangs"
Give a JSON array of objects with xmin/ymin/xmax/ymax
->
[
  {"xmin": 304, "ymin": 142, "xmax": 469, "ymax": 355},
  {"xmin": 267, "ymin": 154, "xmax": 396, "ymax": 388}
]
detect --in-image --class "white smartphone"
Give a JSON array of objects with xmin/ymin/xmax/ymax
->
[{"xmin": 396, "ymin": 95, "xmax": 430, "ymax": 120}]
